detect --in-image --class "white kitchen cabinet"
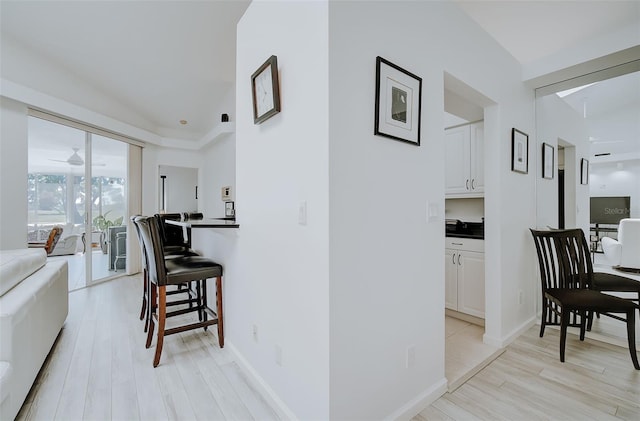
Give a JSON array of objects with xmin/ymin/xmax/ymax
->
[
  {"xmin": 445, "ymin": 122, "xmax": 484, "ymax": 197},
  {"xmin": 445, "ymin": 238, "xmax": 485, "ymax": 318}
]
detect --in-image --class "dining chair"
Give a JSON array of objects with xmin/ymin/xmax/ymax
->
[
  {"xmin": 530, "ymin": 228, "xmax": 639, "ymax": 369},
  {"xmin": 135, "ymin": 215, "xmax": 224, "ymax": 367}
]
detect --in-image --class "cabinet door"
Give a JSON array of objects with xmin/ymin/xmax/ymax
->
[
  {"xmin": 444, "ymin": 249, "xmax": 458, "ymax": 310},
  {"xmin": 470, "ymin": 122, "xmax": 484, "ymax": 193},
  {"xmin": 457, "ymin": 250, "xmax": 485, "ymax": 318},
  {"xmin": 445, "ymin": 126, "xmax": 471, "ymax": 195}
]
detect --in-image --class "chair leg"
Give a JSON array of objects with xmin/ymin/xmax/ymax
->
[
  {"xmin": 539, "ymin": 301, "xmax": 547, "ymax": 337},
  {"xmin": 579, "ymin": 310, "xmax": 586, "ymax": 341},
  {"xmin": 216, "ymin": 276, "xmax": 224, "ymax": 348},
  {"xmin": 140, "ymin": 268, "xmax": 147, "ymax": 321},
  {"xmin": 197, "ymin": 280, "xmax": 203, "ymax": 322},
  {"xmin": 153, "ymin": 285, "xmax": 167, "ymax": 367},
  {"xmin": 146, "ymin": 283, "xmax": 156, "ymax": 349},
  {"xmin": 202, "ymin": 279, "xmax": 208, "ymax": 331},
  {"xmin": 560, "ymin": 310, "xmax": 570, "ymax": 363},
  {"xmin": 626, "ymin": 309, "xmax": 639, "ymax": 370}
]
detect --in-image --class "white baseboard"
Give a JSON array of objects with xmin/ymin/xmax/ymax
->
[
  {"xmin": 226, "ymin": 342, "xmax": 298, "ymax": 421},
  {"xmin": 384, "ymin": 377, "xmax": 448, "ymax": 421},
  {"xmin": 483, "ymin": 316, "xmax": 536, "ymax": 348}
]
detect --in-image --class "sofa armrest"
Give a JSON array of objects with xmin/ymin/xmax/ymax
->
[{"xmin": 600, "ymin": 236, "xmax": 621, "ymax": 266}]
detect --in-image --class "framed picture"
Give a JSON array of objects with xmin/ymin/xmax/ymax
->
[
  {"xmin": 542, "ymin": 142, "xmax": 554, "ymax": 179},
  {"xmin": 511, "ymin": 128, "xmax": 529, "ymax": 174},
  {"xmin": 581, "ymin": 158, "xmax": 589, "ymax": 185},
  {"xmin": 374, "ymin": 56, "xmax": 422, "ymax": 146},
  {"xmin": 251, "ymin": 55, "xmax": 281, "ymax": 124}
]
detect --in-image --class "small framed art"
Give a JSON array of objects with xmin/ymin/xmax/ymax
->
[
  {"xmin": 511, "ymin": 128, "xmax": 529, "ymax": 174},
  {"xmin": 542, "ymin": 142, "xmax": 554, "ymax": 179},
  {"xmin": 374, "ymin": 56, "xmax": 422, "ymax": 146},
  {"xmin": 581, "ymin": 158, "xmax": 589, "ymax": 185},
  {"xmin": 251, "ymin": 55, "xmax": 281, "ymax": 124}
]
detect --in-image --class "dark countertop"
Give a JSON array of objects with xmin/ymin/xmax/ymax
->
[
  {"xmin": 166, "ymin": 218, "xmax": 239, "ymax": 229},
  {"xmin": 446, "ymin": 233, "xmax": 484, "ymax": 240},
  {"xmin": 445, "ymin": 220, "xmax": 484, "ymax": 239}
]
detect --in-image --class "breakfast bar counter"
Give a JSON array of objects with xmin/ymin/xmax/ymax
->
[{"xmin": 166, "ymin": 218, "xmax": 239, "ymax": 229}]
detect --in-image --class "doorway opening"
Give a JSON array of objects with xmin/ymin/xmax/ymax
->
[{"xmin": 443, "ymin": 73, "xmax": 502, "ymax": 391}]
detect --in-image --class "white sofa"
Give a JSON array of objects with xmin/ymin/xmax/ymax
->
[
  {"xmin": 0, "ymin": 249, "xmax": 68, "ymax": 420},
  {"xmin": 601, "ymin": 218, "xmax": 640, "ymax": 271}
]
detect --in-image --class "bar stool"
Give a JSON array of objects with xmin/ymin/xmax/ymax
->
[
  {"xmin": 131, "ymin": 216, "xmax": 201, "ymax": 336},
  {"xmin": 135, "ymin": 215, "xmax": 224, "ymax": 367}
]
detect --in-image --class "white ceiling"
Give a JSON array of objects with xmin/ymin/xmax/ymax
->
[{"xmin": 1, "ymin": 0, "xmax": 638, "ymax": 155}]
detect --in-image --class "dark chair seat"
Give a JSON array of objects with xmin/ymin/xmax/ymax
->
[
  {"xmin": 165, "ymin": 256, "xmax": 222, "ymax": 284},
  {"xmin": 593, "ymin": 272, "xmax": 640, "ymax": 295},
  {"xmin": 546, "ymin": 289, "xmax": 637, "ymax": 312}
]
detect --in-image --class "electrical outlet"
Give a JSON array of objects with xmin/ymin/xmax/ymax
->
[
  {"xmin": 298, "ymin": 201, "xmax": 307, "ymax": 225},
  {"xmin": 406, "ymin": 345, "xmax": 416, "ymax": 368},
  {"xmin": 518, "ymin": 290, "xmax": 524, "ymax": 305},
  {"xmin": 275, "ymin": 344, "xmax": 283, "ymax": 366},
  {"xmin": 252, "ymin": 324, "xmax": 258, "ymax": 342}
]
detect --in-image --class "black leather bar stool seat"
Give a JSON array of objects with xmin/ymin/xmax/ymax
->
[{"xmin": 135, "ymin": 215, "xmax": 224, "ymax": 367}]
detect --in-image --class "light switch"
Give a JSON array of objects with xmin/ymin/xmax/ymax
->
[
  {"xmin": 298, "ymin": 201, "xmax": 307, "ymax": 226},
  {"xmin": 427, "ymin": 201, "xmax": 439, "ymax": 222}
]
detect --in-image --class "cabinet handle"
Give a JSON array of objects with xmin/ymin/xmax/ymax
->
[
  {"xmin": 452, "ymin": 242, "xmax": 463, "ymax": 246},
  {"xmin": 452, "ymin": 253, "xmax": 456, "ymax": 264},
  {"xmin": 471, "ymin": 179, "xmax": 475, "ymax": 190},
  {"xmin": 458, "ymin": 254, "xmax": 461, "ymax": 265},
  {"xmin": 466, "ymin": 179, "xmax": 469, "ymax": 190}
]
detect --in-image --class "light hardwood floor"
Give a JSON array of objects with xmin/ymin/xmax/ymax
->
[
  {"xmin": 18, "ymin": 271, "xmax": 639, "ymax": 420},
  {"xmin": 419, "ymin": 323, "xmax": 640, "ymax": 420},
  {"xmin": 16, "ymin": 274, "xmax": 281, "ymax": 421}
]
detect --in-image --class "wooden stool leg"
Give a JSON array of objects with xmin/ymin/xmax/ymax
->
[
  {"xmin": 202, "ymin": 279, "xmax": 208, "ymax": 331},
  {"xmin": 146, "ymin": 282, "xmax": 156, "ymax": 349},
  {"xmin": 140, "ymin": 268, "xmax": 147, "ymax": 321},
  {"xmin": 627, "ymin": 309, "xmax": 639, "ymax": 370},
  {"xmin": 216, "ymin": 276, "xmax": 224, "ymax": 348},
  {"xmin": 153, "ymin": 285, "xmax": 167, "ymax": 367}
]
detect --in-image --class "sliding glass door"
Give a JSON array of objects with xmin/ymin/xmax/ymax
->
[{"xmin": 28, "ymin": 116, "xmax": 128, "ymax": 289}]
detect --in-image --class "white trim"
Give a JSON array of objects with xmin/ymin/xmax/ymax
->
[
  {"xmin": 483, "ymin": 316, "xmax": 536, "ymax": 348},
  {"xmin": 383, "ymin": 378, "xmax": 448, "ymax": 421},
  {"xmin": 226, "ymin": 341, "xmax": 298, "ymax": 421},
  {"xmin": 29, "ymin": 108, "xmax": 145, "ymax": 147}
]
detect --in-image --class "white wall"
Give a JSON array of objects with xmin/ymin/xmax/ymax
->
[
  {"xmin": 0, "ymin": 97, "xmax": 29, "ymax": 250},
  {"xmin": 328, "ymin": 1, "xmax": 535, "ymax": 418},
  {"xmin": 590, "ymin": 160, "xmax": 640, "ymax": 218},
  {"xmin": 234, "ymin": 1, "xmax": 330, "ymax": 419},
  {"xmin": 536, "ymin": 94, "xmax": 591, "ymax": 233}
]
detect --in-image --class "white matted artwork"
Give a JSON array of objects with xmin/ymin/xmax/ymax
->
[
  {"xmin": 511, "ymin": 128, "xmax": 529, "ymax": 174},
  {"xmin": 374, "ymin": 56, "xmax": 422, "ymax": 145}
]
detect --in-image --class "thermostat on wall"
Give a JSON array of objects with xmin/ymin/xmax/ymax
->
[{"xmin": 221, "ymin": 186, "xmax": 232, "ymax": 201}]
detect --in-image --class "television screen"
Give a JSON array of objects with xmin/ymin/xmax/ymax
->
[{"xmin": 590, "ymin": 196, "xmax": 631, "ymax": 224}]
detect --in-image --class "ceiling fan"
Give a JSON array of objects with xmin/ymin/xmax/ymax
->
[{"xmin": 49, "ymin": 147, "xmax": 105, "ymax": 166}]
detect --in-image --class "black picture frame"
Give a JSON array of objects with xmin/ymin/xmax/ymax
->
[
  {"xmin": 251, "ymin": 55, "xmax": 281, "ymax": 124},
  {"xmin": 581, "ymin": 158, "xmax": 589, "ymax": 185},
  {"xmin": 374, "ymin": 56, "xmax": 422, "ymax": 146},
  {"xmin": 542, "ymin": 142, "xmax": 554, "ymax": 179},
  {"xmin": 511, "ymin": 128, "xmax": 529, "ymax": 174}
]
